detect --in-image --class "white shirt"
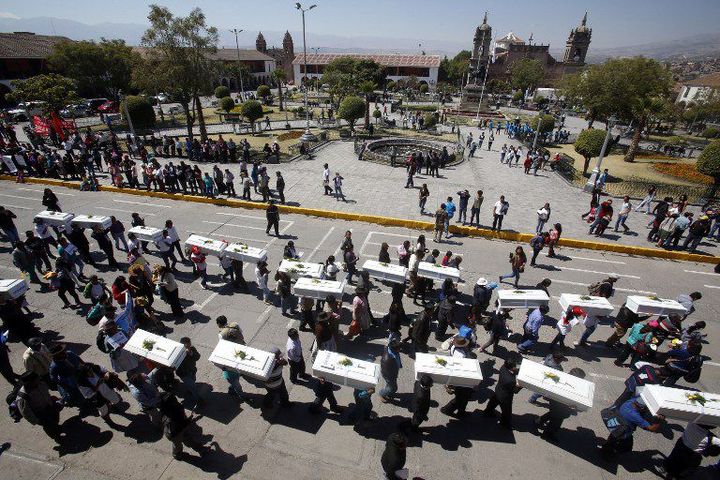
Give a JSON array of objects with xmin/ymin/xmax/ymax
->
[
  {"xmin": 35, "ymin": 223, "xmax": 51, "ymax": 239},
  {"xmin": 128, "ymin": 238, "xmax": 143, "ymax": 255},
  {"xmin": 286, "ymin": 337, "xmax": 303, "ymax": 362},
  {"xmin": 224, "ymin": 171, "xmax": 234, "ymax": 183},
  {"xmin": 494, "ymin": 201, "xmax": 505, "ymax": 216},
  {"xmin": 620, "ymin": 202, "xmax": 632, "ymax": 215},
  {"xmin": 166, "ymin": 226, "xmax": 180, "ymax": 243},
  {"xmin": 682, "ymin": 422, "xmax": 720, "ymax": 453},
  {"xmin": 156, "ymin": 237, "xmax": 172, "ymax": 252},
  {"xmin": 255, "ymin": 267, "xmax": 268, "ymax": 289},
  {"xmin": 408, "ymin": 254, "xmax": 420, "ymax": 273},
  {"xmin": 323, "ymin": 168, "xmax": 330, "ymax": 182}
]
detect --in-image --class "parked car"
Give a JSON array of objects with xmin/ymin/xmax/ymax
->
[
  {"xmin": 85, "ymin": 98, "xmax": 109, "ymax": 112},
  {"xmin": 5, "ymin": 108, "xmax": 29, "ymax": 122},
  {"xmin": 60, "ymin": 103, "xmax": 90, "ymax": 118},
  {"xmin": 97, "ymin": 101, "xmax": 119, "ymax": 114}
]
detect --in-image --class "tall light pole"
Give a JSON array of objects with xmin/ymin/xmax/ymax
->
[
  {"xmin": 531, "ymin": 114, "xmax": 542, "ymax": 150},
  {"xmin": 296, "ymin": 3, "xmax": 317, "ymax": 143},
  {"xmin": 230, "ymin": 28, "xmax": 245, "ymax": 101},
  {"xmin": 584, "ymin": 116, "xmax": 617, "ymax": 192}
]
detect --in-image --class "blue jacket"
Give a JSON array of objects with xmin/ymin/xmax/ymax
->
[
  {"xmin": 525, "ymin": 308, "xmax": 544, "ymax": 336},
  {"xmin": 445, "ymin": 201, "xmax": 456, "ymax": 218}
]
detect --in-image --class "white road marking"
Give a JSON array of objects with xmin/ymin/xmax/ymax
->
[
  {"xmin": 113, "ymin": 199, "xmax": 171, "ymax": 208},
  {"xmin": 704, "ymin": 285, "xmax": 720, "ymax": 290},
  {"xmin": 557, "ymin": 266, "xmax": 640, "ymax": 279},
  {"xmin": 706, "ymin": 361, "xmax": 720, "ymax": 367},
  {"xmin": 589, "ymin": 373, "xmax": 625, "ymax": 382},
  {"xmin": 367, "ymin": 231, "xmax": 415, "ymax": 239},
  {"xmin": 306, "ymin": 226, "xmax": 335, "ymax": 262},
  {"xmin": 202, "ymin": 220, "xmax": 266, "ymax": 231},
  {"xmin": 1, "ymin": 204, "xmax": 31, "ymax": 210},
  {"xmin": 256, "ymin": 304, "xmax": 274, "ymax": 323},
  {"xmin": 550, "ymin": 279, "xmax": 655, "ymax": 294},
  {"xmin": 215, "ymin": 212, "xmax": 291, "ymax": 223},
  {"xmin": 16, "ymin": 187, "xmax": 75, "ymax": 196},
  {"xmin": 96, "ymin": 206, "xmax": 157, "ymax": 216},
  {"xmin": 182, "ymin": 229, "xmax": 266, "ymax": 243},
  {"xmin": 684, "ymin": 270, "xmax": 718, "ymax": 276},
  {"xmin": 0, "ymin": 193, "xmax": 38, "ymax": 201},
  {"xmin": 194, "ymin": 292, "xmax": 218, "ymax": 311},
  {"xmin": 542, "ymin": 252, "xmax": 625, "ymax": 265}
]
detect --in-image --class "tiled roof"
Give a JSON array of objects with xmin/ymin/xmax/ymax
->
[
  {"xmin": 133, "ymin": 46, "xmax": 274, "ymax": 62},
  {"xmin": 684, "ymin": 72, "xmax": 720, "ymax": 88},
  {"xmin": 0, "ymin": 32, "xmax": 72, "ymax": 59},
  {"xmin": 291, "ymin": 53, "xmax": 441, "ymax": 68}
]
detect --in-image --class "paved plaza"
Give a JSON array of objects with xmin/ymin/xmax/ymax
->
[{"xmin": 0, "ymin": 183, "xmax": 719, "ymax": 479}]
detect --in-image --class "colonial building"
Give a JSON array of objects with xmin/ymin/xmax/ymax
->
[
  {"xmin": 468, "ymin": 13, "xmax": 592, "ymax": 87},
  {"xmin": 256, "ymin": 31, "xmax": 294, "ymax": 82},
  {"xmin": 291, "ymin": 53, "xmax": 441, "ymax": 88},
  {"xmin": 0, "ymin": 32, "xmax": 71, "ymax": 106},
  {"xmin": 211, "ymin": 49, "xmax": 277, "ymax": 89}
]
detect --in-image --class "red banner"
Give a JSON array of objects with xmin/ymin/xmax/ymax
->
[{"xmin": 31, "ymin": 114, "xmax": 77, "ymax": 140}]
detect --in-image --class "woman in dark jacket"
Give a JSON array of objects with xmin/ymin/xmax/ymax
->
[
  {"xmin": 41, "ymin": 188, "xmax": 61, "ymax": 212},
  {"xmin": 378, "ymin": 242, "xmax": 391, "ymax": 264},
  {"xmin": 381, "ymin": 432, "xmax": 407, "ymax": 480}
]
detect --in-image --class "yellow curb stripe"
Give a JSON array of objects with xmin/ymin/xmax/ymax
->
[{"xmin": 1, "ymin": 175, "xmax": 717, "ymax": 264}]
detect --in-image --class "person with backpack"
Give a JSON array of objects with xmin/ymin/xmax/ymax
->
[
  {"xmin": 614, "ymin": 322, "xmax": 654, "ymax": 368},
  {"xmin": 479, "ymin": 309, "xmax": 510, "ymax": 356},
  {"xmin": 661, "ymin": 422, "xmax": 720, "ymax": 478},
  {"xmin": 605, "ymin": 304, "xmax": 650, "ymax": 348},
  {"xmin": 529, "ymin": 232, "xmax": 547, "ymax": 267},
  {"xmin": 15, "ymin": 371, "xmax": 63, "ymax": 442},
  {"xmin": 600, "ymin": 396, "xmax": 663, "ymax": 458},
  {"xmin": 472, "ymin": 278, "xmax": 497, "ymax": 315},
  {"xmin": 683, "ymin": 215, "xmax": 711, "ymax": 252}
]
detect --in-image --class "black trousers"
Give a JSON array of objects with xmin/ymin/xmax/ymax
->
[
  {"xmin": 310, "ymin": 389, "xmax": 339, "ymax": 412},
  {"xmin": 442, "ymin": 386, "xmax": 472, "ymax": 414},
  {"xmin": 484, "ymin": 394, "xmax": 513, "ymax": 427},
  {"xmin": 492, "ymin": 214, "xmax": 504, "ymax": 230},
  {"xmin": 289, "ymin": 358, "xmax": 306, "ymax": 382},
  {"xmin": 266, "ymin": 218, "xmax": 279, "ymax": 236},
  {"xmin": 264, "ymin": 382, "xmax": 290, "ymax": 407},
  {"xmin": 663, "ymin": 437, "xmax": 702, "ymax": 477}
]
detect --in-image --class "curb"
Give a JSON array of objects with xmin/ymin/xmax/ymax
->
[{"xmin": 2, "ymin": 175, "xmax": 717, "ymax": 265}]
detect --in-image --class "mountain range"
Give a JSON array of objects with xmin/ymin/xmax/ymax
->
[{"xmin": 1, "ymin": 16, "xmax": 719, "ymax": 62}]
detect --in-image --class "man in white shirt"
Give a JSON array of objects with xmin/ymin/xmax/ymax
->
[
  {"xmin": 323, "ymin": 163, "xmax": 332, "ymax": 195},
  {"xmin": 614, "ymin": 196, "xmax": 633, "ymax": 233},
  {"xmin": 156, "ymin": 230, "xmax": 177, "ymax": 270},
  {"xmin": 224, "ymin": 169, "xmax": 235, "ymax": 196},
  {"xmin": 163, "ymin": 220, "xmax": 186, "ymax": 262},
  {"xmin": 492, "ymin": 196, "xmax": 509, "ymax": 231}
]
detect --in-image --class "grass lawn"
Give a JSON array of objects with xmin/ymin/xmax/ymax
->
[{"xmin": 546, "ymin": 143, "xmax": 700, "ymax": 188}]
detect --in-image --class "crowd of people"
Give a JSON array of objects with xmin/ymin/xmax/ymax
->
[{"xmin": 1, "ymin": 190, "xmax": 718, "ymax": 478}]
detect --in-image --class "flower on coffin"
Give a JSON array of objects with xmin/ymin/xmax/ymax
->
[
  {"xmin": 379, "ymin": 262, "xmax": 389, "ymax": 267},
  {"xmin": 142, "ymin": 339, "xmax": 156, "ymax": 351},
  {"xmin": 338, "ymin": 357, "xmax": 353, "ymax": 367},
  {"xmin": 311, "ymin": 279, "xmax": 320, "ymax": 284},
  {"xmin": 203, "ymin": 239, "xmax": 213, "ymax": 245},
  {"xmin": 543, "ymin": 372, "xmax": 560, "ymax": 383},
  {"xmin": 513, "ymin": 290, "xmax": 526, "ymax": 294},
  {"xmin": 87, "ymin": 215, "xmax": 93, "ymax": 219},
  {"xmin": 580, "ymin": 295, "xmax": 593, "ymax": 301},
  {"xmin": 686, "ymin": 392, "xmax": 714, "ymax": 407},
  {"xmin": 435, "ymin": 357, "xmax": 448, "ymax": 367},
  {"xmin": 287, "ymin": 268, "xmax": 299, "ymax": 274},
  {"xmin": 648, "ymin": 296, "xmax": 662, "ymax": 302},
  {"xmin": 234, "ymin": 350, "xmax": 255, "ymax": 361}
]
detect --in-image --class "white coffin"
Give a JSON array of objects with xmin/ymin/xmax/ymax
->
[
  {"xmin": 293, "ymin": 277, "xmax": 344, "ymax": 300},
  {"xmin": 71, "ymin": 214, "xmax": 112, "ymax": 230},
  {"xmin": 558, "ymin": 293, "xmax": 614, "ymax": 317},
  {"xmin": 124, "ymin": 329, "xmax": 186, "ymax": 369},
  {"xmin": 414, "ymin": 353, "xmax": 482, "ymax": 387},
  {"xmin": 361, "ymin": 260, "xmax": 408, "ymax": 284},
  {"xmin": 626, "ymin": 295, "xmax": 688, "ymax": 316},
  {"xmin": 128, "ymin": 226, "xmax": 163, "ymax": 243},
  {"xmin": 278, "ymin": 259, "xmax": 324, "ymax": 280},
  {"xmin": 517, "ymin": 358, "xmax": 595, "ymax": 411},
  {"xmin": 312, "ymin": 350, "xmax": 380, "ymax": 389},
  {"xmin": 35, "ymin": 211, "xmax": 74, "ymax": 229},
  {"xmin": 224, "ymin": 243, "xmax": 268, "ymax": 264},
  {"xmin": 0, "ymin": 279, "xmax": 28, "ymax": 300},
  {"xmin": 184, "ymin": 234, "xmax": 227, "ymax": 257},
  {"xmin": 208, "ymin": 340, "xmax": 276, "ymax": 381},
  {"xmin": 497, "ymin": 289, "xmax": 550, "ymax": 310},
  {"xmin": 640, "ymin": 385, "xmax": 720, "ymax": 426},
  {"xmin": 416, "ymin": 262, "xmax": 460, "ymax": 282}
]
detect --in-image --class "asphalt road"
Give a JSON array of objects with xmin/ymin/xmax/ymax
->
[{"xmin": 0, "ymin": 183, "xmax": 718, "ymax": 480}]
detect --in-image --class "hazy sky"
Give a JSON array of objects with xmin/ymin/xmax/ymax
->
[{"xmin": 1, "ymin": 0, "xmax": 718, "ymax": 49}]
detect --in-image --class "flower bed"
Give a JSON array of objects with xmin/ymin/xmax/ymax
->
[
  {"xmin": 277, "ymin": 130, "xmax": 304, "ymax": 141},
  {"xmin": 652, "ymin": 162, "xmax": 713, "ymax": 185}
]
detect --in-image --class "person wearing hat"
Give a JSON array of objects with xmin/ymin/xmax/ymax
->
[
  {"xmin": 472, "ymin": 278, "xmax": 498, "ymax": 315},
  {"xmin": 549, "ymin": 306, "xmax": 586, "ymax": 352},
  {"xmin": 379, "ymin": 339, "xmax": 403, "ymax": 403},
  {"xmin": 15, "ymin": 371, "xmax": 62, "ymax": 442},
  {"xmin": 682, "ymin": 214, "xmax": 711, "ymax": 252},
  {"xmin": 482, "ymin": 352, "xmax": 522, "ymax": 429},
  {"xmin": 23, "ymin": 337, "xmax": 53, "ymax": 385},
  {"xmin": 601, "ymin": 395, "xmax": 663, "ymax": 458},
  {"xmin": 440, "ymin": 336, "xmax": 474, "ymax": 418},
  {"xmin": 410, "ymin": 374, "xmax": 433, "ymax": 432},
  {"xmin": 263, "ymin": 347, "xmax": 291, "ymax": 409}
]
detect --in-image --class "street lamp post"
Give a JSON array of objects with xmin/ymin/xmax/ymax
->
[
  {"xmin": 230, "ymin": 28, "xmax": 245, "ymax": 101},
  {"xmin": 531, "ymin": 113, "xmax": 543, "ymax": 150},
  {"xmin": 296, "ymin": 3, "xmax": 317, "ymax": 143},
  {"xmin": 584, "ymin": 116, "xmax": 617, "ymax": 192}
]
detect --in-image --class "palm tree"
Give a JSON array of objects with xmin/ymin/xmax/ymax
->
[
  {"xmin": 272, "ymin": 68, "xmax": 286, "ymax": 111},
  {"xmin": 359, "ymin": 80, "xmax": 376, "ymax": 130}
]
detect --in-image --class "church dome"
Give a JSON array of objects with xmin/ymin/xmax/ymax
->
[{"xmin": 479, "ymin": 12, "xmax": 491, "ymax": 31}]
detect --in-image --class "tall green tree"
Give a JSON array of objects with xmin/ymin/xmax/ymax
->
[
  {"xmin": 439, "ymin": 50, "xmax": 471, "ymax": 85},
  {"xmin": 574, "ymin": 129, "xmax": 608, "ymax": 175},
  {"xmin": 560, "ymin": 57, "xmax": 673, "ymax": 162},
  {"xmin": 48, "ymin": 39, "xmax": 137, "ymax": 99},
  {"xmin": 510, "ymin": 58, "xmax": 545, "ymax": 94},
  {"xmin": 338, "ymin": 95, "xmax": 365, "ymax": 131},
  {"xmin": 272, "ymin": 68, "xmax": 286, "ymax": 111},
  {"xmin": 134, "ymin": 5, "xmax": 218, "ymax": 141},
  {"xmin": 9, "ymin": 74, "xmax": 79, "ymax": 115},
  {"xmin": 696, "ymin": 140, "xmax": 720, "ymax": 197},
  {"xmin": 321, "ymin": 57, "xmax": 385, "ymax": 106}
]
